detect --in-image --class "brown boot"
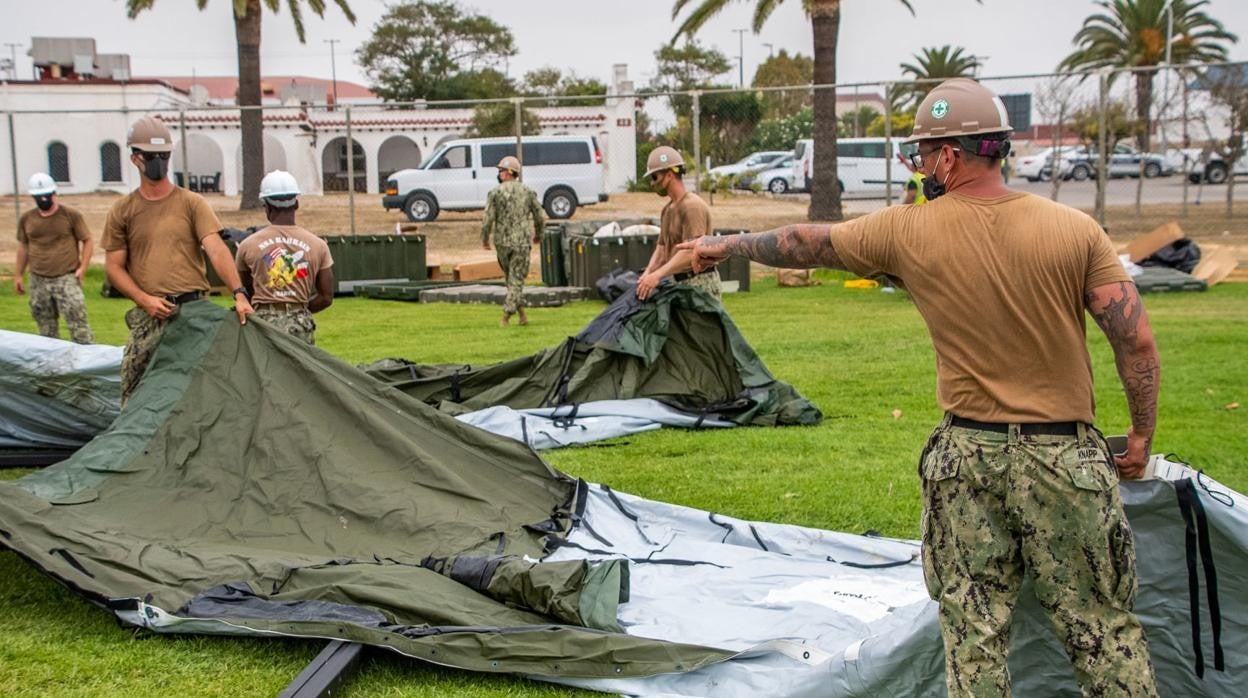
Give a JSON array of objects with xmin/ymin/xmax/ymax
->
[
  {"xmin": 500, "ymin": 312, "xmax": 512, "ymax": 328},
  {"xmin": 517, "ymin": 308, "xmax": 529, "ymax": 326}
]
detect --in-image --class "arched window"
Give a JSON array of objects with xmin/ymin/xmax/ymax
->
[
  {"xmin": 48, "ymin": 142, "xmax": 70, "ymax": 183},
  {"xmin": 100, "ymin": 141, "xmax": 122, "ymax": 182}
]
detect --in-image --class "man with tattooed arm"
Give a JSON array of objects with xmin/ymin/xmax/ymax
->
[{"xmin": 678, "ymin": 79, "xmax": 1160, "ymax": 697}]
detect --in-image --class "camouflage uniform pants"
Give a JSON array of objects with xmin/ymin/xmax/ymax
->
[
  {"xmin": 255, "ymin": 305, "xmax": 316, "ymax": 345},
  {"xmin": 28, "ymin": 272, "xmax": 93, "ymax": 344},
  {"xmin": 677, "ymin": 268, "xmax": 722, "ymax": 302},
  {"xmin": 121, "ymin": 305, "xmax": 171, "ymax": 404},
  {"xmin": 920, "ymin": 414, "xmax": 1158, "ymax": 697},
  {"xmin": 496, "ymin": 244, "xmax": 531, "ymax": 315}
]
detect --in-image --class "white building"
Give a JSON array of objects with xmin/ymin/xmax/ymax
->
[{"xmin": 1, "ymin": 65, "xmax": 639, "ymax": 198}]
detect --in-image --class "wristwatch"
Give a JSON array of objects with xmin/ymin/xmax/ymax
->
[{"xmin": 232, "ymin": 286, "xmax": 249, "ymax": 298}]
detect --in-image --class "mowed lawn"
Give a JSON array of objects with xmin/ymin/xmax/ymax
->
[{"xmin": 1, "ymin": 267, "xmax": 1245, "ymax": 697}]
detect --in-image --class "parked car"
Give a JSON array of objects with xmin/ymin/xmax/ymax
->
[
  {"xmin": 737, "ymin": 154, "xmax": 798, "ymax": 193},
  {"xmin": 383, "ymin": 136, "xmax": 608, "ymax": 222},
  {"xmin": 793, "ymin": 137, "xmax": 911, "ymax": 196},
  {"xmin": 1186, "ymin": 137, "xmax": 1248, "ymax": 184},
  {"xmin": 708, "ymin": 151, "xmax": 790, "ymax": 178},
  {"xmin": 1016, "ymin": 146, "xmax": 1086, "ymax": 182},
  {"xmin": 1084, "ymin": 143, "xmax": 1173, "ymax": 179}
]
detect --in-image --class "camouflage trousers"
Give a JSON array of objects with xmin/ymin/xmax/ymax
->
[
  {"xmin": 121, "ymin": 305, "xmax": 172, "ymax": 404},
  {"xmin": 496, "ymin": 244, "xmax": 531, "ymax": 315},
  {"xmin": 255, "ymin": 304, "xmax": 316, "ymax": 345},
  {"xmin": 677, "ymin": 268, "xmax": 722, "ymax": 302},
  {"xmin": 28, "ymin": 272, "xmax": 93, "ymax": 344},
  {"xmin": 920, "ymin": 414, "xmax": 1158, "ymax": 697}
]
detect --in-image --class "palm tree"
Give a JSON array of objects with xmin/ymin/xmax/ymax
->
[
  {"xmin": 127, "ymin": 0, "xmax": 356, "ymax": 209},
  {"xmin": 671, "ymin": 0, "xmax": 978, "ymax": 222},
  {"xmin": 1059, "ymin": 0, "xmax": 1236, "ymax": 152},
  {"xmin": 900, "ymin": 45, "xmax": 981, "ymax": 109}
]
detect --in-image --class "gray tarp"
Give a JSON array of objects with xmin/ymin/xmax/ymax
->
[
  {"xmin": 0, "ymin": 329, "xmax": 121, "ymax": 449},
  {"xmin": 545, "ymin": 456, "xmax": 1246, "ymax": 696}
]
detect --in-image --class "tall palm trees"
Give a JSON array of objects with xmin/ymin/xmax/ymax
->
[
  {"xmin": 127, "ymin": 0, "xmax": 356, "ymax": 208},
  {"xmin": 900, "ymin": 45, "xmax": 982, "ymax": 108},
  {"xmin": 671, "ymin": 0, "xmax": 979, "ymax": 221},
  {"xmin": 1059, "ymin": 0, "xmax": 1236, "ymax": 152}
]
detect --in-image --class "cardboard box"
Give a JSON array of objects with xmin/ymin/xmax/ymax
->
[
  {"xmin": 453, "ymin": 259, "xmax": 504, "ymax": 281},
  {"xmin": 1125, "ymin": 222, "xmax": 1184, "ymax": 262}
]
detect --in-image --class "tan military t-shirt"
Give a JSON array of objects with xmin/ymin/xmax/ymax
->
[
  {"xmin": 17, "ymin": 205, "xmax": 91, "ymax": 277},
  {"xmin": 100, "ymin": 187, "xmax": 222, "ymax": 296},
  {"xmin": 829, "ymin": 192, "xmax": 1131, "ymax": 424},
  {"xmin": 235, "ymin": 225, "xmax": 333, "ymax": 306},
  {"xmin": 656, "ymin": 191, "xmax": 712, "ymax": 266}
]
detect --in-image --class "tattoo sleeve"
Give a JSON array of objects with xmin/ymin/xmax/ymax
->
[
  {"xmin": 703, "ymin": 224, "xmax": 847, "ymax": 270},
  {"xmin": 1085, "ymin": 281, "xmax": 1160, "ymax": 446}
]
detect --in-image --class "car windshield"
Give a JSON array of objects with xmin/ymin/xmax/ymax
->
[{"xmin": 418, "ymin": 148, "xmax": 445, "ymax": 170}]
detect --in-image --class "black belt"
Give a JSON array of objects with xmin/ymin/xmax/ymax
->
[
  {"xmin": 164, "ymin": 291, "xmax": 204, "ymax": 305},
  {"xmin": 950, "ymin": 415, "xmax": 1079, "ymax": 436},
  {"xmin": 673, "ymin": 268, "xmax": 714, "ymax": 282}
]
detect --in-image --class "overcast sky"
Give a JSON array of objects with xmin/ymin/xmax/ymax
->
[{"xmin": 3, "ymin": 0, "xmax": 1246, "ymax": 94}]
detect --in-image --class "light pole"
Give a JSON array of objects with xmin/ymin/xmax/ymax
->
[
  {"xmin": 763, "ymin": 43, "xmax": 774, "ymax": 59},
  {"xmin": 323, "ymin": 38, "xmax": 340, "ymax": 108},
  {"xmin": 733, "ymin": 28, "xmax": 747, "ymax": 88},
  {"xmin": 1160, "ymin": 0, "xmax": 1175, "ymax": 162}
]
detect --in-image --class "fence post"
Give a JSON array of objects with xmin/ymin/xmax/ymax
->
[
  {"xmin": 345, "ymin": 104, "xmax": 356, "ymax": 235},
  {"xmin": 514, "ymin": 97, "xmax": 524, "ymax": 181},
  {"xmin": 179, "ymin": 109, "xmax": 189, "ymax": 190},
  {"xmin": 1096, "ymin": 70, "xmax": 1109, "ymax": 228},
  {"xmin": 884, "ymin": 82, "xmax": 894, "ymax": 206},
  {"xmin": 8, "ymin": 113, "xmax": 18, "ymax": 234},
  {"xmin": 691, "ymin": 90, "xmax": 701, "ymax": 194}
]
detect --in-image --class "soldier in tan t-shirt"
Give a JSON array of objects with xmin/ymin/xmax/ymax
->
[
  {"xmin": 102, "ymin": 116, "xmax": 254, "ymax": 403},
  {"xmin": 676, "ymin": 79, "xmax": 1161, "ymax": 697},
  {"xmin": 14, "ymin": 173, "xmax": 94, "ymax": 343},
  {"xmin": 235, "ymin": 170, "xmax": 334, "ymax": 345},
  {"xmin": 635, "ymin": 146, "xmax": 721, "ymax": 302}
]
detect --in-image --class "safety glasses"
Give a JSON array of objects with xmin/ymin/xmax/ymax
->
[{"xmin": 133, "ymin": 151, "xmax": 171, "ymax": 162}]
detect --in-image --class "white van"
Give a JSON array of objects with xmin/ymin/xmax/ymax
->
[
  {"xmin": 793, "ymin": 137, "xmax": 914, "ymax": 196},
  {"xmin": 383, "ymin": 135, "xmax": 608, "ymax": 222}
]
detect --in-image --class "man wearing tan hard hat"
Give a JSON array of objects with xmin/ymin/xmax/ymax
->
[
  {"xmin": 481, "ymin": 155, "xmax": 544, "ymax": 327},
  {"xmin": 101, "ymin": 115, "xmax": 255, "ymax": 403},
  {"xmin": 674, "ymin": 78, "xmax": 1160, "ymax": 696},
  {"xmin": 635, "ymin": 145, "xmax": 720, "ymax": 302}
]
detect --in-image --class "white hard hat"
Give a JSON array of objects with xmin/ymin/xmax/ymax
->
[
  {"xmin": 259, "ymin": 169, "xmax": 300, "ymax": 206},
  {"xmin": 28, "ymin": 173, "xmax": 57, "ymax": 196}
]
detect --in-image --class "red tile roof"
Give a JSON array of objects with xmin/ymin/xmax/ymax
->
[{"xmin": 143, "ymin": 75, "xmax": 377, "ymax": 102}]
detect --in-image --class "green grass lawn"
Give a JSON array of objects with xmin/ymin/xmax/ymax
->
[{"xmin": 1, "ymin": 268, "xmax": 1245, "ymax": 696}]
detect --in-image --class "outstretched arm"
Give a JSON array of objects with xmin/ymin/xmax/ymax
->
[
  {"xmin": 675, "ymin": 224, "xmax": 847, "ymax": 273},
  {"xmin": 1085, "ymin": 280, "xmax": 1160, "ymax": 479}
]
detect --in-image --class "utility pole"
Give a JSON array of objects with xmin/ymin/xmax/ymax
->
[
  {"xmin": 323, "ymin": 39, "xmax": 340, "ymax": 108},
  {"xmin": 762, "ymin": 43, "xmax": 774, "ymax": 59},
  {"xmin": 733, "ymin": 29, "xmax": 747, "ymax": 88},
  {"xmin": 3, "ymin": 43, "xmax": 20, "ymax": 80}
]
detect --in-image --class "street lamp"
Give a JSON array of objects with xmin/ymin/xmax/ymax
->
[
  {"xmin": 763, "ymin": 43, "xmax": 774, "ymax": 59},
  {"xmin": 733, "ymin": 28, "xmax": 747, "ymax": 88},
  {"xmin": 1160, "ymin": 0, "xmax": 1175, "ymax": 160}
]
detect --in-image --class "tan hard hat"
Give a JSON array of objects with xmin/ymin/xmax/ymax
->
[
  {"xmin": 644, "ymin": 146, "xmax": 685, "ymax": 177},
  {"xmin": 904, "ymin": 78, "xmax": 1013, "ymax": 144},
  {"xmin": 127, "ymin": 116, "xmax": 174, "ymax": 153},
  {"xmin": 497, "ymin": 155, "xmax": 521, "ymax": 174}
]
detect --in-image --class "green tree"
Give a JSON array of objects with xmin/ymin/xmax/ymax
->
[
  {"xmin": 1196, "ymin": 63, "xmax": 1248, "ymax": 215},
  {"xmin": 522, "ymin": 68, "xmax": 607, "ymax": 106},
  {"xmin": 672, "ymin": 0, "xmax": 981, "ymax": 222},
  {"xmin": 1059, "ymin": 0, "xmax": 1237, "ymax": 152},
  {"xmin": 466, "ymin": 103, "xmax": 540, "ymax": 138},
  {"xmin": 838, "ymin": 105, "xmax": 878, "ymax": 138},
  {"xmin": 899, "ymin": 45, "xmax": 981, "ymax": 108},
  {"xmin": 357, "ymin": 0, "xmax": 517, "ymax": 103},
  {"xmin": 1070, "ymin": 98, "xmax": 1137, "ymax": 150},
  {"xmin": 700, "ymin": 90, "xmax": 765, "ymax": 165},
  {"xmin": 127, "ymin": 0, "xmax": 356, "ymax": 210},
  {"xmin": 752, "ymin": 49, "xmax": 814, "ymax": 118},
  {"xmin": 652, "ymin": 40, "xmax": 733, "ymax": 92},
  {"xmin": 751, "ymin": 106, "xmax": 813, "ymax": 150},
  {"xmin": 865, "ymin": 112, "xmax": 915, "ymax": 138}
]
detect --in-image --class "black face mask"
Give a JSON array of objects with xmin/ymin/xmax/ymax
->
[
  {"xmin": 144, "ymin": 157, "xmax": 169, "ymax": 182},
  {"xmin": 922, "ymin": 174, "xmax": 946, "ymax": 201},
  {"xmin": 497, "ymin": 173, "xmax": 505, "ymax": 183},
  {"xmin": 34, "ymin": 196, "xmax": 54, "ymax": 212}
]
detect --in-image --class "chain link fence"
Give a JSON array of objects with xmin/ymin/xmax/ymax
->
[{"xmin": 2, "ymin": 62, "xmax": 1245, "ymax": 249}]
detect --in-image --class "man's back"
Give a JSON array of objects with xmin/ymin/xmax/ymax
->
[
  {"xmin": 831, "ymin": 192, "xmax": 1130, "ymax": 423},
  {"xmin": 483, "ymin": 181, "xmax": 542, "ymax": 248},
  {"xmin": 236, "ymin": 225, "xmax": 331, "ymax": 306}
]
